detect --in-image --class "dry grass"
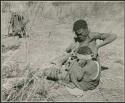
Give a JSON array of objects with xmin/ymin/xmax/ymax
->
[{"xmin": 2, "ymin": 66, "xmax": 48, "ymax": 101}]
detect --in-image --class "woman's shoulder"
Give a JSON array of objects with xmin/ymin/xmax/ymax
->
[{"xmin": 89, "ymin": 32, "xmax": 100, "ymax": 38}]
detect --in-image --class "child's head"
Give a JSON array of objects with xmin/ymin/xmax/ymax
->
[{"xmin": 77, "ymin": 46, "xmax": 92, "ymax": 55}]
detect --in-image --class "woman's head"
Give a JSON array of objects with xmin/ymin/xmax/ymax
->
[
  {"xmin": 73, "ymin": 19, "xmax": 89, "ymax": 42},
  {"xmin": 73, "ymin": 19, "xmax": 88, "ymax": 32}
]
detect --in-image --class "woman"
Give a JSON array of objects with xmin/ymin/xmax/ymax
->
[{"xmin": 44, "ymin": 19, "xmax": 117, "ymax": 91}]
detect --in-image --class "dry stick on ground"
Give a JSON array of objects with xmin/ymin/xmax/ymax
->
[
  {"xmin": 25, "ymin": 2, "xmax": 41, "ymax": 66},
  {"xmin": 25, "ymin": 2, "xmax": 45, "ymax": 77}
]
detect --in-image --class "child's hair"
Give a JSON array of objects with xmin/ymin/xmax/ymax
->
[{"xmin": 77, "ymin": 46, "xmax": 92, "ymax": 55}]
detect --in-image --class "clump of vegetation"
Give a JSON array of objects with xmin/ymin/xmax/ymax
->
[{"xmin": 1, "ymin": 65, "xmax": 58, "ymax": 102}]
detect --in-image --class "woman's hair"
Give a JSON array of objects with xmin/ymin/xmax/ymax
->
[{"xmin": 73, "ymin": 19, "xmax": 88, "ymax": 32}]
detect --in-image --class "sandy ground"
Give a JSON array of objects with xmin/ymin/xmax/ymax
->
[{"xmin": 1, "ymin": 10, "xmax": 124, "ymax": 102}]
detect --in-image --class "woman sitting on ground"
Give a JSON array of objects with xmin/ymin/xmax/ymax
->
[{"xmin": 43, "ymin": 19, "xmax": 117, "ymax": 91}]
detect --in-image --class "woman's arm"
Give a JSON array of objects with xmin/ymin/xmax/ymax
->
[
  {"xmin": 66, "ymin": 42, "xmax": 75, "ymax": 53},
  {"xmin": 90, "ymin": 32, "xmax": 117, "ymax": 49},
  {"xmin": 90, "ymin": 32, "xmax": 117, "ymax": 58},
  {"xmin": 98, "ymin": 33, "xmax": 117, "ymax": 48}
]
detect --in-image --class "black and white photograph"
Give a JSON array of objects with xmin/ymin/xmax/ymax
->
[{"xmin": 1, "ymin": 1, "xmax": 124, "ymax": 102}]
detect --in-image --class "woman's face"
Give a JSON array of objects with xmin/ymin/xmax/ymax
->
[{"xmin": 75, "ymin": 28, "xmax": 89, "ymax": 42}]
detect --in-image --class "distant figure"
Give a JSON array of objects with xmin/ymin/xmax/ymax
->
[
  {"xmin": 8, "ymin": 12, "xmax": 29, "ymax": 38},
  {"xmin": 43, "ymin": 19, "xmax": 117, "ymax": 91}
]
